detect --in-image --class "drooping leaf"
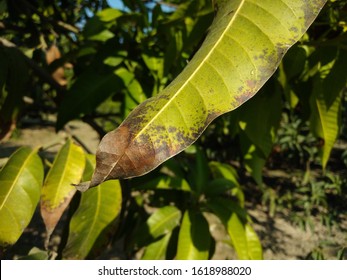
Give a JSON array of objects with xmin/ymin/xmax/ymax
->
[
  {"xmin": 0, "ymin": 147, "xmax": 43, "ymax": 246},
  {"xmin": 63, "ymin": 180, "xmax": 122, "ymax": 259},
  {"xmin": 207, "ymin": 161, "xmax": 243, "ymax": 204},
  {"xmin": 245, "ymin": 223, "xmax": 263, "ymax": 260},
  {"xmin": 141, "ymin": 231, "xmax": 172, "ymax": 260},
  {"xmin": 176, "ymin": 210, "xmax": 211, "ymax": 260},
  {"xmin": 0, "ymin": 46, "xmax": 29, "ymax": 141},
  {"xmin": 76, "ymin": 0, "xmax": 327, "ymax": 190},
  {"xmin": 238, "ymin": 80, "xmax": 282, "ymax": 158},
  {"xmin": 56, "ymin": 68, "xmax": 125, "ymax": 130},
  {"xmin": 117, "ymin": 68, "xmax": 147, "ymax": 117},
  {"xmin": 40, "ymin": 139, "xmax": 85, "ymax": 244},
  {"xmin": 134, "ymin": 205, "xmax": 182, "ymax": 247},
  {"xmin": 309, "ymin": 48, "xmax": 347, "ymax": 168},
  {"xmin": 310, "ymin": 79, "xmax": 341, "ymax": 169},
  {"xmin": 207, "ymin": 198, "xmax": 262, "ymax": 260}
]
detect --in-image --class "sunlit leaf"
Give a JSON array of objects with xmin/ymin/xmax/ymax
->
[
  {"xmin": 176, "ymin": 210, "xmax": 210, "ymax": 260},
  {"xmin": 76, "ymin": 0, "xmax": 327, "ymax": 190},
  {"xmin": 245, "ymin": 223, "xmax": 263, "ymax": 260},
  {"xmin": 63, "ymin": 180, "xmax": 122, "ymax": 259},
  {"xmin": 134, "ymin": 205, "xmax": 181, "ymax": 247},
  {"xmin": 40, "ymin": 139, "xmax": 85, "ymax": 244},
  {"xmin": 0, "ymin": 147, "xmax": 43, "ymax": 246},
  {"xmin": 310, "ymin": 49, "xmax": 347, "ymax": 168},
  {"xmin": 141, "ymin": 232, "xmax": 172, "ymax": 260},
  {"xmin": 207, "ymin": 198, "xmax": 261, "ymax": 260}
]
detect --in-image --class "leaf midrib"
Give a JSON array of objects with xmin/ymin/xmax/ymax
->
[
  {"xmin": 78, "ymin": 187, "xmax": 102, "ymax": 257},
  {"xmin": 134, "ymin": 0, "xmax": 246, "ymax": 139},
  {"xmin": 105, "ymin": 0, "xmax": 246, "ymax": 181},
  {"xmin": 43, "ymin": 141, "xmax": 74, "ymax": 208},
  {"xmin": 0, "ymin": 149, "xmax": 36, "ymax": 212},
  {"xmin": 150, "ymin": 207, "xmax": 180, "ymax": 237}
]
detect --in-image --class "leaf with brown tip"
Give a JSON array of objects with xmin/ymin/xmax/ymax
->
[
  {"xmin": 75, "ymin": 0, "xmax": 327, "ymax": 191},
  {"xmin": 40, "ymin": 139, "xmax": 85, "ymax": 246}
]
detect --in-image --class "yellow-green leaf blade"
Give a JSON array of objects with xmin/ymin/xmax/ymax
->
[
  {"xmin": 176, "ymin": 210, "xmax": 211, "ymax": 260},
  {"xmin": 141, "ymin": 232, "xmax": 172, "ymax": 260},
  {"xmin": 63, "ymin": 179, "xmax": 122, "ymax": 259},
  {"xmin": 83, "ymin": 0, "xmax": 327, "ymax": 189},
  {"xmin": 40, "ymin": 139, "xmax": 85, "ymax": 239},
  {"xmin": 134, "ymin": 205, "xmax": 182, "ymax": 247},
  {"xmin": 0, "ymin": 147, "xmax": 43, "ymax": 246},
  {"xmin": 207, "ymin": 198, "xmax": 262, "ymax": 260}
]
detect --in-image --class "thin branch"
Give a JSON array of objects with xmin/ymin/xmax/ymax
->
[{"xmin": 0, "ymin": 37, "xmax": 66, "ymax": 94}]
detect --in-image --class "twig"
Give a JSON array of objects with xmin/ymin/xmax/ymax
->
[{"xmin": 0, "ymin": 37, "xmax": 66, "ymax": 94}]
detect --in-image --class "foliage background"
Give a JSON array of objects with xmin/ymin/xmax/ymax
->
[{"xmin": 0, "ymin": 0, "xmax": 346, "ymax": 259}]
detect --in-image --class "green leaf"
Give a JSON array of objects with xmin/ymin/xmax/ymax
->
[
  {"xmin": 0, "ymin": 147, "xmax": 43, "ymax": 246},
  {"xmin": 310, "ymin": 78, "xmax": 341, "ymax": 169},
  {"xmin": 141, "ymin": 232, "xmax": 172, "ymax": 260},
  {"xmin": 207, "ymin": 198, "xmax": 262, "ymax": 259},
  {"xmin": 207, "ymin": 161, "xmax": 243, "ymax": 204},
  {"xmin": 134, "ymin": 205, "xmax": 181, "ymax": 247},
  {"xmin": 40, "ymin": 139, "xmax": 85, "ymax": 243},
  {"xmin": 63, "ymin": 179, "xmax": 122, "ymax": 259},
  {"xmin": 188, "ymin": 148, "xmax": 209, "ymax": 195},
  {"xmin": 131, "ymin": 174, "xmax": 191, "ymax": 192},
  {"xmin": 0, "ymin": 46, "xmax": 29, "ymax": 140},
  {"xmin": 17, "ymin": 247, "xmax": 49, "ymax": 260},
  {"xmin": 176, "ymin": 210, "xmax": 211, "ymax": 260},
  {"xmin": 57, "ymin": 68, "xmax": 125, "ymax": 129},
  {"xmin": 245, "ymin": 223, "xmax": 262, "ymax": 260},
  {"xmin": 117, "ymin": 68, "xmax": 147, "ymax": 117},
  {"xmin": 80, "ymin": 0, "xmax": 327, "ymax": 189},
  {"xmin": 309, "ymin": 48, "xmax": 347, "ymax": 168},
  {"xmin": 238, "ymin": 81, "xmax": 282, "ymax": 158},
  {"xmin": 83, "ymin": 9, "xmax": 122, "ymax": 41}
]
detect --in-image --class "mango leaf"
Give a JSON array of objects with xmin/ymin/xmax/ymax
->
[
  {"xmin": 238, "ymin": 80, "xmax": 282, "ymax": 158},
  {"xmin": 0, "ymin": 147, "xmax": 43, "ymax": 246},
  {"xmin": 207, "ymin": 198, "xmax": 262, "ymax": 259},
  {"xmin": 207, "ymin": 161, "xmax": 243, "ymax": 204},
  {"xmin": 17, "ymin": 247, "xmax": 49, "ymax": 260},
  {"xmin": 63, "ymin": 179, "xmax": 122, "ymax": 259},
  {"xmin": 0, "ymin": 46, "xmax": 29, "ymax": 141},
  {"xmin": 40, "ymin": 139, "xmax": 85, "ymax": 245},
  {"xmin": 134, "ymin": 205, "xmax": 181, "ymax": 247},
  {"xmin": 118, "ymin": 68, "xmax": 147, "ymax": 117},
  {"xmin": 309, "ymin": 48, "xmax": 347, "ymax": 168},
  {"xmin": 56, "ymin": 68, "xmax": 125, "ymax": 130},
  {"xmin": 245, "ymin": 223, "xmax": 263, "ymax": 260},
  {"xmin": 141, "ymin": 232, "xmax": 172, "ymax": 260},
  {"xmin": 310, "ymin": 79, "xmax": 341, "ymax": 169},
  {"xmin": 75, "ymin": 0, "xmax": 327, "ymax": 191},
  {"xmin": 83, "ymin": 8, "xmax": 122, "ymax": 41},
  {"xmin": 176, "ymin": 210, "xmax": 211, "ymax": 260}
]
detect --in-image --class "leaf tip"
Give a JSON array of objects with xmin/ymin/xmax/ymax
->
[{"xmin": 72, "ymin": 181, "xmax": 92, "ymax": 192}]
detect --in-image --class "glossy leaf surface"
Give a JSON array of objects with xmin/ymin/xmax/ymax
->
[
  {"xmin": 207, "ymin": 198, "xmax": 262, "ymax": 260},
  {"xmin": 63, "ymin": 179, "xmax": 122, "ymax": 259},
  {"xmin": 176, "ymin": 210, "xmax": 211, "ymax": 260},
  {"xmin": 0, "ymin": 147, "xmax": 43, "ymax": 246},
  {"xmin": 134, "ymin": 205, "xmax": 182, "ymax": 247},
  {"xmin": 40, "ymin": 139, "xmax": 85, "ymax": 242},
  {"xmin": 77, "ymin": 0, "xmax": 327, "ymax": 190}
]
